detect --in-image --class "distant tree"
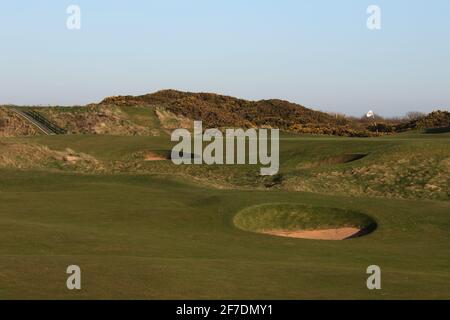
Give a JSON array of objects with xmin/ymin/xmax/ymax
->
[{"xmin": 405, "ymin": 111, "xmax": 426, "ymax": 121}]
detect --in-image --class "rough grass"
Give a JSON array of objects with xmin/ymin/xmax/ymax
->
[
  {"xmin": 283, "ymin": 139, "xmax": 450, "ymax": 201},
  {"xmin": 3, "ymin": 131, "xmax": 449, "ymax": 201},
  {"xmin": 34, "ymin": 105, "xmax": 162, "ymax": 136},
  {"xmin": 0, "ymin": 140, "xmax": 103, "ymax": 172},
  {"xmin": 0, "ymin": 107, "xmax": 39, "ymax": 137}
]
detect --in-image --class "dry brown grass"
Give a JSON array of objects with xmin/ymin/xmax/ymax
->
[
  {"xmin": 0, "ymin": 107, "xmax": 39, "ymax": 137},
  {"xmin": 37, "ymin": 105, "xmax": 158, "ymax": 136},
  {"xmin": 0, "ymin": 142, "xmax": 105, "ymax": 172}
]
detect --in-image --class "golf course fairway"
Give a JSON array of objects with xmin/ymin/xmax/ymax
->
[{"xmin": 0, "ymin": 133, "xmax": 449, "ymax": 299}]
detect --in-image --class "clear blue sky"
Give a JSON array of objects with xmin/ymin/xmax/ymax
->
[{"xmin": 1, "ymin": 0, "xmax": 449, "ymax": 116}]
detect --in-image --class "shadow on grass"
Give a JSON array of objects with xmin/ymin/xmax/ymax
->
[{"xmin": 425, "ymin": 126, "xmax": 450, "ymax": 134}]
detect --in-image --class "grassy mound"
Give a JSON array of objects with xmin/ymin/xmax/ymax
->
[{"xmin": 233, "ymin": 203, "xmax": 376, "ymax": 235}]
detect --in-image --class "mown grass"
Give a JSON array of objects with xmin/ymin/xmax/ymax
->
[
  {"xmin": 0, "ymin": 169, "xmax": 449, "ymax": 299},
  {"xmin": 0, "ymin": 132, "xmax": 449, "ymax": 299}
]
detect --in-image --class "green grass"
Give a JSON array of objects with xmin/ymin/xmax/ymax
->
[
  {"xmin": 0, "ymin": 132, "xmax": 449, "ymax": 299},
  {"xmin": 119, "ymin": 105, "xmax": 162, "ymax": 131}
]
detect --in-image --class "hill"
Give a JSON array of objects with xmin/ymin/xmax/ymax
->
[
  {"xmin": 394, "ymin": 110, "xmax": 450, "ymax": 133},
  {"xmin": 100, "ymin": 90, "xmax": 371, "ymax": 136},
  {"xmin": 2, "ymin": 90, "xmax": 448, "ymax": 137}
]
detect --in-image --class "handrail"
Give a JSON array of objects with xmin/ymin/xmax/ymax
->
[
  {"xmin": 23, "ymin": 110, "xmax": 67, "ymax": 134},
  {"xmin": 12, "ymin": 108, "xmax": 67, "ymax": 135}
]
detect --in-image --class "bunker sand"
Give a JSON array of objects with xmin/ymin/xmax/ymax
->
[{"xmin": 261, "ymin": 227, "xmax": 362, "ymax": 240}]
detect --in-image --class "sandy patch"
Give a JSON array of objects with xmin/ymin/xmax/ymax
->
[
  {"xmin": 155, "ymin": 107, "xmax": 193, "ymax": 131},
  {"xmin": 261, "ymin": 227, "xmax": 362, "ymax": 240},
  {"xmin": 63, "ymin": 155, "xmax": 82, "ymax": 163},
  {"xmin": 144, "ymin": 152, "xmax": 168, "ymax": 161}
]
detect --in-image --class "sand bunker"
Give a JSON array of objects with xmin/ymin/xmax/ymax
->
[
  {"xmin": 233, "ymin": 203, "xmax": 376, "ymax": 241},
  {"xmin": 261, "ymin": 227, "xmax": 362, "ymax": 240}
]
